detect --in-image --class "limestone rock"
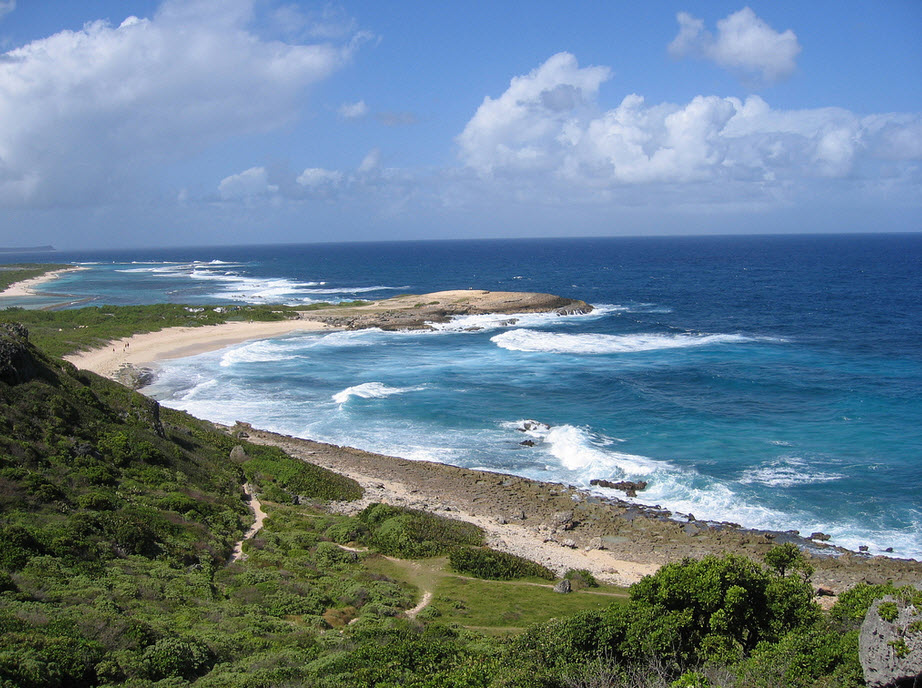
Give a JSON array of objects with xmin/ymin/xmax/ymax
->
[
  {"xmin": 590, "ymin": 479, "xmax": 648, "ymax": 497},
  {"xmin": 859, "ymin": 596, "xmax": 922, "ymax": 687},
  {"xmin": 230, "ymin": 445, "xmax": 248, "ymax": 462},
  {"xmin": 553, "ymin": 579, "xmax": 571, "ymax": 594},
  {"xmin": 0, "ymin": 323, "xmax": 37, "ymax": 385}
]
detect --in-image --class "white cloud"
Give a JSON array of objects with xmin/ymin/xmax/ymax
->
[
  {"xmin": 457, "ymin": 52, "xmax": 611, "ymax": 175},
  {"xmin": 297, "ymin": 167, "xmax": 344, "ymax": 187},
  {"xmin": 218, "ymin": 166, "xmax": 278, "ymax": 200},
  {"xmin": 456, "ymin": 54, "xmax": 922, "ymax": 199},
  {"xmin": 669, "ymin": 7, "xmax": 801, "ymax": 84},
  {"xmin": 0, "ymin": 1, "xmax": 14, "ymax": 21},
  {"xmin": 358, "ymin": 148, "xmax": 382, "ymax": 174},
  {"xmin": 338, "ymin": 100, "xmax": 369, "ymax": 119},
  {"xmin": 0, "ymin": 0, "xmax": 357, "ymax": 207}
]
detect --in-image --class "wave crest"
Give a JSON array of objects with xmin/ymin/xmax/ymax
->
[
  {"xmin": 333, "ymin": 382, "xmax": 424, "ymax": 405},
  {"xmin": 491, "ymin": 330, "xmax": 768, "ymax": 355}
]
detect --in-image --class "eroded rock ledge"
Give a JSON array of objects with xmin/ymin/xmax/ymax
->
[{"xmin": 298, "ymin": 290, "xmax": 593, "ymax": 331}]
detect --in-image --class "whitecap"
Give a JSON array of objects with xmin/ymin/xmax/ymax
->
[
  {"xmin": 219, "ymin": 340, "xmax": 300, "ymax": 367},
  {"xmin": 739, "ymin": 456, "xmax": 844, "ymax": 488},
  {"xmin": 333, "ymin": 382, "xmax": 425, "ymax": 405},
  {"xmin": 541, "ymin": 424, "xmax": 667, "ymax": 476},
  {"xmin": 491, "ymin": 330, "xmax": 766, "ymax": 355}
]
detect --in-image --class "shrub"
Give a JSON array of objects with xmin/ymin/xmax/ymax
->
[
  {"xmin": 358, "ymin": 503, "xmax": 484, "ymax": 558},
  {"xmin": 142, "ymin": 636, "xmax": 214, "ymax": 681},
  {"xmin": 565, "ymin": 568, "xmax": 599, "ymax": 589},
  {"xmin": 449, "ymin": 547, "xmax": 555, "ymax": 581}
]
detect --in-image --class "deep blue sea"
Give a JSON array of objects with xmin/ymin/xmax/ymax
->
[{"xmin": 6, "ymin": 234, "xmax": 921, "ymax": 559}]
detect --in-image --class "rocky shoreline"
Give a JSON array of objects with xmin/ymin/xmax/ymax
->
[
  {"xmin": 231, "ymin": 422, "xmax": 922, "ymax": 596},
  {"xmin": 295, "ymin": 289, "xmax": 593, "ymax": 330}
]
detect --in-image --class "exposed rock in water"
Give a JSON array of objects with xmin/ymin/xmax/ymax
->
[
  {"xmin": 519, "ymin": 420, "xmax": 551, "ymax": 433},
  {"xmin": 590, "ymin": 479, "xmax": 648, "ymax": 497},
  {"xmin": 520, "ymin": 440, "xmax": 536, "ymax": 447},
  {"xmin": 859, "ymin": 595, "xmax": 922, "ymax": 687},
  {"xmin": 810, "ymin": 532, "xmax": 832, "ymax": 541},
  {"xmin": 0, "ymin": 323, "xmax": 37, "ymax": 385}
]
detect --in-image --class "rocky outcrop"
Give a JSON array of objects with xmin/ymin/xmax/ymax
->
[
  {"xmin": 553, "ymin": 579, "xmax": 571, "ymax": 594},
  {"xmin": 590, "ymin": 479, "xmax": 648, "ymax": 497},
  {"xmin": 112, "ymin": 363, "xmax": 156, "ymax": 390},
  {"xmin": 0, "ymin": 323, "xmax": 37, "ymax": 385},
  {"xmin": 859, "ymin": 594, "xmax": 922, "ymax": 687},
  {"xmin": 298, "ymin": 290, "xmax": 593, "ymax": 331}
]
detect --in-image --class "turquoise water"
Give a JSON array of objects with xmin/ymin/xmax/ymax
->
[{"xmin": 12, "ymin": 234, "xmax": 922, "ymax": 558}]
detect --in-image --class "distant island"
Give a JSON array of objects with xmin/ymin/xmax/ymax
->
[{"xmin": 0, "ymin": 245, "xmax": 55, "ymax": 253}]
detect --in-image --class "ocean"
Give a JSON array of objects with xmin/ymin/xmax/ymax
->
[{"xmin": 8, "ymin": 234, "xmax": 922, "ymax": 559}]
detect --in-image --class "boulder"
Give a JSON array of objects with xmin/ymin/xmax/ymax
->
[
  {"xmin": 552, "ymin": 510, "xmax": 575, "ymax": 530},
  {"xmin": 859, "ymin": 595, "xmax": 922, "ymax": 687},
  {"xmin": 553, "ymin": 579, "xmax": 571, "ymax": 594},
  {"xmin": 229, "ymin": 445, "xmax": 248, "ymax": 462},
  {"xmin": 810, "ymin": 531, "xmax": 832, "ymax": 541}
]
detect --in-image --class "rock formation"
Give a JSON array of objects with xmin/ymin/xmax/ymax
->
[{"xmin": 859, "ymin": 593, "xmax": 922, "ymax": 687}]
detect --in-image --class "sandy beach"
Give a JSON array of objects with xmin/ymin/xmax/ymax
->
[
  {"xmin": 0, "ymin": 265, "xmax": 86, "ymax": 298},
  {"xmin": 63, "ymin": 318, "xmax": 337, "ymax": 379}
]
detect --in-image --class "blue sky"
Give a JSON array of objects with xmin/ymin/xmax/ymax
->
[{"xmin": 0, "ymin": 0, "xmax": 920, "ymax": 249}]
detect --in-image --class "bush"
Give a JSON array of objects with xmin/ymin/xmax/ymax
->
[
  {"xmin": 449, "ymin": 547, "xmax": 555, "ymax": 581},
  {"xmin": 565, "ymin": 568, "xmax": 599, "ymax": 589},
  {"xmin": 358, "ymin": 503, "xmax": 484, "ymax": 558},
  {"xmin": 142, "ymin": 636, "xmax": 214, "ymax": 681},
  {"xmin": 242, "ymin": 446, "xmax": 362, "ymax": 502}
]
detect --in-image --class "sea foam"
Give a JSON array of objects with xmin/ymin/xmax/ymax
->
[
  {"xmin": 491, "ymin": 330, "xmax": 758, "ymax": 355},
  {"xmin": 333, "ymin": 382, "xmax": 425, "ymax": 405}
]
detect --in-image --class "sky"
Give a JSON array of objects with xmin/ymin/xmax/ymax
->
[{"xmin": 0, "ymin": 0, "xmax": 920, "ymax": 249}]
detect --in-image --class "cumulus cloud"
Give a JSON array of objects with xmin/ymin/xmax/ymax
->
[
  {"xmin": 218, "ymin": 167, "xmax": 279, "ymax": 200},
  {"xmin": 338, "ymin": 100, "xmax": 369, "ymax": 119},
  {"xmin": 456, "ymin": 53, "xmax": 922, "ymax": 199},
  {"xmin": 457, "ymin": 52, "xmax": 611, "ymax": 175},
  {"xmin": 669, "ymin": 7, "xmax": 801, "ymax": 84},
  {"xmin": 358, "ymin": 148, "xmax": 382, "ymax": 174},
  {"xmin": 0, "ymin": 0, "xmax": 357, "ymax": 207}
]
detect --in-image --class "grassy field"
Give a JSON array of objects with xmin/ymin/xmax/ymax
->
[{"xmin": 363, "ymin": 553, "xmax": 628, "ymax": 634}]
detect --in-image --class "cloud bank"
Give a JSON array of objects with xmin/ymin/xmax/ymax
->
[
  {"xmin": 669, "ymin": 7, "xmax": 801, "ymax": 85},
  {"xmin": 455, "ymin": 52, "xmax": 921, "ymax": 205},
  {"xmin": 0, "ymin": 0, "xmax": 356, "ymax": 207}
]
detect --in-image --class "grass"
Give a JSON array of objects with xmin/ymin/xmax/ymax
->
[{"xmin": 363, "ymin": 553, "xmax": 628, "ymax": 635}]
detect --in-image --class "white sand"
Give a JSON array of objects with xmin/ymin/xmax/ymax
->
[
  {"xmin": 0, "ymin": 266, "xmax": 86, "ymax": 298},
  {"xmin": 64, "ymin": 318, "xmax": 337, "ymax": 378}
]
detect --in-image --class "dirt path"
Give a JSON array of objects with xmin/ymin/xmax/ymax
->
[{"xmin": 230, "ymin": 483, "xmax": 267, "ymax": 562}]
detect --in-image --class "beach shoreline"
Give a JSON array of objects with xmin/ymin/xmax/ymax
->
[
  {"xmin": 63, "ymin": 318, "xmax": 339, "ymax": 379},
  {"xmin": 0, "ymin": 265, "xmax": 86, "ymax": 299},
  {"xmin": 61, "ymin": 304, "xmax": 922, "ymax": 594}
]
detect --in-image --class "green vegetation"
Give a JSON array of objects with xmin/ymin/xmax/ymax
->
[
  {"xmin": 0, "ymin": 263, "xmax": 70, "ymax": 291},
  {"xmin": 448, "ymin": 546, "xmax": 555, "ymax": 581},
  {"xmin": 0, "ymin": 320, "xmax": 909, "ymax": 687},
  {"xmin": 0, "ymin": 303, "xmax": 301, "ymax": 358},
  {"xmin": 358, "ymin": 502, "xmax": 485, "ymax": 558}
]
